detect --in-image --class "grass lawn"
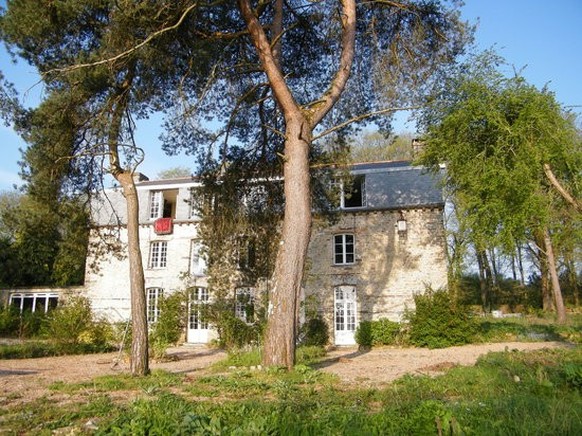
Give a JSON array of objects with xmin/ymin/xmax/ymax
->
[{"xmin": 1, "ymin": 346, "xmax": 580, "ymax": 435}]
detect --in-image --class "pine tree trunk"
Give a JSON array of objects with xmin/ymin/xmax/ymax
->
[
  {"xmin": 262, "ymin": 117, "xmax": 312, "ymax": 369},
  {"xmin": 543, "ymin": 228, "xmax": 567, "ymax": 324},
  {"xmin": 118, "ymin": 172, "xmax": 149, "ymax": 375}
]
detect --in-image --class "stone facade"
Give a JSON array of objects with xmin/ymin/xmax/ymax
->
[
  {"xmin": 304, "ymin": 207, "xmax": 447, "ymax": 344},
  {"xmin": 2, "ymin": 161, "xmax": 447, "ymax": 346}
]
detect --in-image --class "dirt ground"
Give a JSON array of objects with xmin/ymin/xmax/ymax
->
[{"xmin": 0, "ymin": 341, "xmax": 567, "ymax": 406}]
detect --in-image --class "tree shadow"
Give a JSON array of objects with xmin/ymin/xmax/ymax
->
[{"xmin": 312, "ymin": 347, "xmax": 370, "ymax": 370}]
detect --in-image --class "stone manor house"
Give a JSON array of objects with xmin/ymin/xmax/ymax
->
[{"xmin": 3, "ymin": 161, "xmax": 447, "ymax": 346}]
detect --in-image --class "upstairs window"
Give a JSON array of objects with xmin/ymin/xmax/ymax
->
[
  {"xmin": 190, "ymin": 239, "xmax": 207, "ymax": 276},
  {"xmin": 334, "ymin": 234, "xmax": 355, "ymax": 265},
  {"xmin": 342, "ymin": 175, "xmax": 366, "ymax": 208},
  {"xmin": 149, "ymin": 189, "xmax": 178, "ymax": 220},
  {"xmin": 149, "ymin": 241, "xmax": 168, "ymax": 268}
]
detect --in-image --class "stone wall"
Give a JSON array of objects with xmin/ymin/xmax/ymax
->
[{"xmin": 304, "ymin": 207, "xmax": 448, "ymax": 342}]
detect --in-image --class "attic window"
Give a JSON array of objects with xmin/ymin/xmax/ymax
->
[
  {"xmin": 149, "ymin": 189, "xmax": 178, "ymax": 219},
  {"xmin": 342, "ymin": 175, "xmax": 366, "ymax": 208}
]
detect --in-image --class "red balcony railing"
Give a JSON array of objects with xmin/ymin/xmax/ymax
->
[{"xmin": 154, "ymin": 217, "xmax": 173, "ymax": 235}]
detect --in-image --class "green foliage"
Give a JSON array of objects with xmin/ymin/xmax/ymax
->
[
  {"xmin": 218, "ymin": 313, "xmax": 263, "ymax": 350},
  {"xmin": 350, "ymin": 131, "xmax": 415, "ymax": 163},
  {"xmin": 0, "ymin": 304, "xmax": 21, "ymax": 335},
  {"xmin": 356, "ymin": 318, "xmax": 402, "ymax": 347},
  {"xmin": 473, "ymin": 313, "xmax": 582, "ymax": 345},
  {"xmin": 0, "ymin": 341, "xmax": 56, "ymax": 359},
  {"xmin": 215, "ymin": 345, "xmax": 327, "ymax": 370},
  {"xmin": 298, "ymin": 317, "xmax": 329, "ymax": 346},
  {"xmin": 42, "ymin": 295, "xmax": 113, "ymax": 354},
  {"xmin": 355, "ymin": 320, "xmax": 373, "ymax": 347},
  {"xmin": 3, "ymin": 347, "xmax": 581, "ymax": 434},
  {"xmin": 295, "ymin": 345, "xmax": 327, "ymax": 365},
  {"xmin": 0, "ymin": 305, "xmax": 47, "ymax": 339},
  {"xmin": 406, "ymin": 288, "xmax": 478, "ymax": 348},
  {"xmin": 149, "ymin": 292, "xmax": 187, "ymax": 360}
]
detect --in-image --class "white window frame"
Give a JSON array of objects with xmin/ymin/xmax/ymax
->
[
  {"xmin": 9, "ymin": 292, "xmax": 59, "ymax": 313},
  {"xmin": 334, "ymin": 234, "xmax": 355, "ymax": 265},
  {"xmin": 189, "ymin": 287, "xmax": 209, "ymax": 330},
  {"xmin": 149, "ymin": 241, "xmax": 168, "ymax": 268},
  {"xmin": 340, "ymin": 175, "xmax": 366, "ymax": 209},
  {"xmin": 149, "ymin": 190, "xmax": 163, "ymax": 220},
  {"xmin": 190, "ymin": 239, "xmax": 206, "ymax": 276},
  {"xmin": 147, "ymin": 287, "xmax": 164, "ymax": 323}
]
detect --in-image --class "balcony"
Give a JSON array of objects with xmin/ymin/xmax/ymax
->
[{"xmin": 154, "ymin": 217, "xmax": 173, "ymax": 235}]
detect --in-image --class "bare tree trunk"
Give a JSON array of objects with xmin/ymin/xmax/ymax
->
[
  {"xmin": 543, "ymin": 163, "xmax": 582, "ymax": 213},
  {"xmin": 116, "ymin": 172, "xmax": 149, "ymax": 375},
  {"xmin": 262, "ymin": 118, "xmax": 312, "ymax": 369},
  {"xmin": 517, "ymin": 244, "xmax": 525, "ymax": 286},
  {"xmin": 238, "ymin": 0, "xmax": 356, "ymax": 368},
  {"xmin": 535, "ymin": 232, "xmax": 555, "ymax": 312},
  {"xmin": 543, "ymin": 228, "xmax": 567, "ymax": 323},
  {"xmin": 476, "ymin": 249, "xmax": 492, "ymax": 313},
  {"xmin": 107, "ymin": 70, "xmax": 149, "ymax": 375}
]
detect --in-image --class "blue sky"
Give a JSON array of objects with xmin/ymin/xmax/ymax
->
[{"xmin": 1, "ymin": 0, "xmax": 581, "ymax": 190}]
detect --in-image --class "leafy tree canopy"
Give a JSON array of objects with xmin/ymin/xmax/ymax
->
[{"xmin": 418, "ymin": 52, "xmax": 582, "ymax": 253}]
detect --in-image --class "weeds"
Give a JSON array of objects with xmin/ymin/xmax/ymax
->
[{"xmin": 2, "ymin": 347, "xmax": 580, "ymax": 435}]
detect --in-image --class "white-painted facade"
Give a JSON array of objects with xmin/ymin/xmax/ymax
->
[{"xmin": 3, "ymin": 161, "xmax": 448, "ymax": 346}]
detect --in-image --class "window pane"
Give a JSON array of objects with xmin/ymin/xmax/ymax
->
[
  {"xmin": 344, "ymin": 175, "xmax": 365, "ymax": 208},
  {"xmin": 334, "ymin": 234, "xmax": 355, "ymax": 265},
  {"xmin": 150, "ymin": 241, "xmax": 167, "ymax": 268},
  {"xmin": 159, "ymin": 242, "xmax": 167, "ymax": 268},
  {"xmin": 149, "ymin": 191, "xmax": 162, "ymax": 219}
]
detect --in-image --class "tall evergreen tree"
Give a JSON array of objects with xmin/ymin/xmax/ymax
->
[{"xmin": 2, "ymin": 0, "xmax": 471, "ymax": 368}]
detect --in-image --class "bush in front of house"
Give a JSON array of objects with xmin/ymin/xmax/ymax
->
[
  {"xmin": 0, "ymin": 304, "xmax": 22, "ymax": 336},
  {"xmin": 355, "ymin": 318, "xmax": 402, "ymax": 347},
  {"xmin": 405, "ymin": 288, "xmax": 478, "ymax": 349},
  {"xmin": 298, "ymin": 317, "xmax": 329, "ymax": 346},
  {"xmin": 0, "ymin": 304, "xmax": 47, "ymax": 339},
  {"xmin": 42, "ymin": 295, "xmax": 113, "ymax": 354},
  {"xmin": 149, "ymin": 292, "xmax": 187, "ymax": 360}
]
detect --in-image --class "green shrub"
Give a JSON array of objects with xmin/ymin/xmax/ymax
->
[
  {"xmin": 221, "ymin": 315, "xmax": 263, "ymax": 349},
  {"xmin": 0, "ymin": 305, "xmax": 21, "ymax": 336},
  {"xmin": 299, "ymin": 317, "xmax": 329, "ymax": 346},
  {"xmin": 370, "ymin": 318, "xmax": 401, "ymax": 345},
  {"xmin": 355, "ymin": 321, "xmax": 372, "ymax": 347},
  {"xmin": 149, "ymin": 292, "xmax": 187, "ymax": 360},
  {"xmin": 42, "ymin": 295, "xmax": 113, "ymax": 353},
  {"xmin": 405, "ymin": 288, "xmax": 477, "ymax": 348},
  {"xmin": 356, "ymin": 318, "xmax": 402, "ymax": 347}
]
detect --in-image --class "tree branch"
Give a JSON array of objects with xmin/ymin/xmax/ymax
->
[
  {"xmin": 543, "ymin": 163, "xmax": 582, "ymax": 213},
  {"xmin": 307, "ymin": 0, "xmax": 356, "ymax": 128},
  {"xmin": 312, "ymin": 105, "xmax": 422, "ymax": 141},
  {"xmin": 237, "ymin": 0, "xmax": 300, "ymax": 119},
  {"xmin": 43, "ymin": 3, "xmax": 199, "ymax": 76}
]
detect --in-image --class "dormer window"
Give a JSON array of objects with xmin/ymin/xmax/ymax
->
[
  {"xmin": 333, "ymin": 175, "xmax": 366, "ymax": 209},
  {"xmin": 342, "ymin": 175, "xmax": 366, "ymax": 208},
  {"xmin": 149, "ymin": 189, "xmax": 178, "ymax": 220}
]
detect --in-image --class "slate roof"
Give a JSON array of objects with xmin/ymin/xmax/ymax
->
[{"xmin": 350, "ymin": 161, "xmax": 444, "ymax": 210}]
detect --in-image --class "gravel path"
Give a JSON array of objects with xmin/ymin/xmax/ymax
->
[{"xmin": 0, "ymin": 341, "xmax": 567, "ymax": 406}]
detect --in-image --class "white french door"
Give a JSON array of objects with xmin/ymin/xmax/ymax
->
[
  {"xmin": 187, "ymin": 287, "xmax": 210, "ymax": 343},
  {"xmin": 334, "ymin": 285, "xmax": 357, "ymax": 345}
]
